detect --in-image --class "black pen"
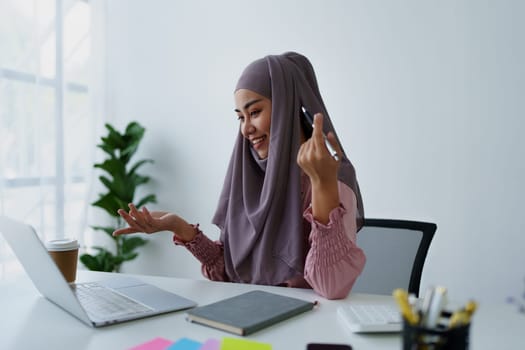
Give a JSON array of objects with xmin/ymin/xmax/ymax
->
[{"xmin": 301, "ymin": 106, "xmax": 339, "ymax": 161}]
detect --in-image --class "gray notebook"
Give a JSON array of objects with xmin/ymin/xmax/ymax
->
[{"xmin": 185, "ymin": 290, "xmax": 316, "ymax": 335}]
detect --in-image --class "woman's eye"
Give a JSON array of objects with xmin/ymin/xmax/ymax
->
[
  {"xmin": 250, "ymin": 110, "xmax": 260, "ymax": 117},
  {"xmin": 237, "ymin": 115, "xmax": 244, "ymax": 122}
]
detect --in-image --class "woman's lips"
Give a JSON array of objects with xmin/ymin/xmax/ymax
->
[{"xmin": 251, "ymin": 135, "xmax": 266, "ymax": 149}]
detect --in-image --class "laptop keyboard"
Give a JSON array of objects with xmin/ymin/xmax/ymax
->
[
  {"xmin": 337, "ymin": 304, "xmax": 402, "ymax": 333},
  {"xmin": 72, "ymin": 282, "xmax": 153, "ymax": 320}
]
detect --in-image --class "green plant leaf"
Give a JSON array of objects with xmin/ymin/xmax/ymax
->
[
  {"xmin": 95, "ymin": 158, "xmax": 126, "ymax": 177},
  {"xmin": 80, "ymin": 253, "xmax": 104, "ymax": 271},
  {"xmin": 102, "ymin": 123, "xmax": 127, "ymax": 150},
  {"xmin": 125, "ymin": 121, "xmax": 145, "ymax": 138},
  {"xmin": 121, "ymin": 252, "xmax": 139, "ymax": 261},
  {"xmin": 98, "ymin": 173, "xmax": 134, "ymax": 203},
  {"xmin": 112, "ymin": 255, "xmax": 125, "ymax": 265},
  {"xmin": 136, "ymin": 194, "xmax": 157, "ymax": 208},
  {"xmin": 130, "ymin": 173, "xmax": 149, "ymax": 187},
  {"xmin": 93, "ymin": 247, "xmax": 117, "ymax": 272},
  {"xmin": 115, "ymin": 197, "xmax": 131, "ymax": 211},
  {"xmin": 86, "ymin": 121, "xmax": 154, "ymax": 272},
  {"xmin": 81, "ymin": 247, "xmax": 117, "ymax": 272},
  {"xmin": 99, "ymin": 175, "xmax": 120, "ymax": 195},
  {"xmin": 121, "ymin": 236, "xmax": 148, "ymax": 254},
  {"xmin": 128, "ymin": 159, "xmax": 154, "ymax": 176},
  {"xmin": 120, "ymin": 123, "xmax": 145, "ymax": 163},
  {"xmin": 91, "ymin": 225, "xmax": 118, "ymax": 241},
  {"xmin": 92, "ymin": 193, "xmax": 122, "ymax": 218},
  {"xmin": 97, "ymin": 144, "xmax": 115, "ymax": 158}
]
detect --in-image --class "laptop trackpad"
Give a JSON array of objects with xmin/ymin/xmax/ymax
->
[{"xmin": 118, "ymin": 284, "xmax": 195, "ymax": 311}]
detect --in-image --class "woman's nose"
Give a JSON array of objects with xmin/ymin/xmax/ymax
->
[{"xmin": 241, "ymin": 119, "xmax": 255, "ymax": 136}]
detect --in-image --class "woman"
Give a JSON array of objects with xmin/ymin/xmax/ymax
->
[{"xmin": 114, "ymin": 52, "xmax": 365, "ymax": 299}]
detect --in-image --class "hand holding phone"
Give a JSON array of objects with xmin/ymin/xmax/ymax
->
[{"xmin": 300, "ymin": 107, "xmax": 339, "ymax": 161}]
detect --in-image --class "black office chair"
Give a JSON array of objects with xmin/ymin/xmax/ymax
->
[{"xmin": 351, "ymin": 218, "xmax": 436, "ymax": 297}]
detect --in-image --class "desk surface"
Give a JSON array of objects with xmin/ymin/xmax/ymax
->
[{"xmin": 1, "ymin": 271, "xmax": 524, "ymax": 350}]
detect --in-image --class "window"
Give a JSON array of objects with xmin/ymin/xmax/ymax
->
[{"xmin": 0, "ymin": 0, "xmax": 94, "ymax": 275}]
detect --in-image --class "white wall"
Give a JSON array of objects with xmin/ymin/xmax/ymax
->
[{"xmin": 100, "ymin": 0, "xmax": 525, "ymax": 304}]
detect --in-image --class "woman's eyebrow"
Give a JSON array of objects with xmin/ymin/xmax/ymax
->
[{"xmin": 234, "ymin": 98, "xmax": 263, "ymax": 113}]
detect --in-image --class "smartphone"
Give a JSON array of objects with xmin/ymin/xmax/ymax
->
[
  {"xmin": 300, "ymin": 106, "xmax": 314, "ymax": 139},
  {"xmin": 299, "ymin": 106, "xmax": 340, "ymax": 161},
  {"xmin": 306, "ymin": 343, "xmax": 353, "ymax": 350}
]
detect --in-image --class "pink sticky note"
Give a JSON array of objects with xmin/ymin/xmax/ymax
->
[
  {"xmin": 199, "ymin": 339, "xmax": 221, "ymax": 350},
  {"xmin": 129, "ymin": 337, "xmax": 173, "ymax": 350}
]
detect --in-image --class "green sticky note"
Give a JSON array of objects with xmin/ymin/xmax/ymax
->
[{"xmin": 220, "ymin": 338, "xmax": 272, "ymax": 350}]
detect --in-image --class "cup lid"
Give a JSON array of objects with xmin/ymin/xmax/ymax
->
[{"xmin": 45, "ymin": 239, "xmax": 79, "ymax": 251}]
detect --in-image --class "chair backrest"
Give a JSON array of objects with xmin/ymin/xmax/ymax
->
[{"xmin": 351, "ymin": 218, "xmax": 436, "ymax": 297}]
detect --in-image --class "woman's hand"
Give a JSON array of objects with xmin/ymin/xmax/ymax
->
[
  {"xmin": 297, "ymin": 113, "xmax": 342, "ymax": 224},
  {"xmin": 113, "ymin": 203, "xmax": 197, "ymax": 242},
  {"xmin": 297, "ymin": 113, "xmax": 341, "ymax": 185}
]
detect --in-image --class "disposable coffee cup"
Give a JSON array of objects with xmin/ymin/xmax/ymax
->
[{"xmin": 46, "ymin": 239, "xmax": 79, "ymax": 283}]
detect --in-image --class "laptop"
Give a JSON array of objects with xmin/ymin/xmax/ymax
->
[{"xmin": 0, "ymin": 215, "xmax": 197, "ymax": 327}]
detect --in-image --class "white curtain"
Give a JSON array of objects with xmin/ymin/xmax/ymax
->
[
  {"xmin": 83, "ymin": 0, "xmax": 110, "ymax": 252},
  {"xmin": 0, "ymin": 0, "xmax": 104, "ymax": 277}
]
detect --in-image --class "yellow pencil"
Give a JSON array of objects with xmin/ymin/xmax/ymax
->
[
  {"xmin": 393, "ymin": 288, "xmax": 420, "ymax": 325},
  {"xmin": 449, "ymin": 300, "xmax": 477, "ymax": 328}
]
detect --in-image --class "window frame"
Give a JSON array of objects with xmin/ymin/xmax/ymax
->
[{"xmin": 0, "ymin": 0, "xmax": 90, "ymax": 238}]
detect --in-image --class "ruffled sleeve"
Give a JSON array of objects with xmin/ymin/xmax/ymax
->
[
  {"xmin": 303, "ymin": 182, "xmax": 366, "ymax": 299},
  {"xmin": 173, "ymin": 225, "xmax": 229, "ymax": 281}
]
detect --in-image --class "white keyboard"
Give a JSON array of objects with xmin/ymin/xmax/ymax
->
[
  {"xmin": 73, "ymin": 282, "xmax": 153, "ymax": 320},
  {"xmin": 337, "ymin": 304, "xmax": 402, "ymax": 333}
]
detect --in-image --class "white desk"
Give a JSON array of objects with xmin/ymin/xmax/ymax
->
[{"xmin": 1, "ymin": 271, "xmax": 523, "ymax": 350}]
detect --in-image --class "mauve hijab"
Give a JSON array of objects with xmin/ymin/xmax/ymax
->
[{"xmin": 212, "ymin": 52, "xmax": 364, "ymax": 285}]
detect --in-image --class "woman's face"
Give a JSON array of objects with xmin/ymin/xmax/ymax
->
[{"xmin": 234, "ymin": 89, "xmax": 272, "ymax": 160}]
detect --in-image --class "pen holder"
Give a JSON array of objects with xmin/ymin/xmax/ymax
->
[{"xmin": 402, "ymin": 320, "xmax": 470, "ymax": 350}]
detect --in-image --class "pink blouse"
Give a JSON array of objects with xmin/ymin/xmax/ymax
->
[{"xmin": 173, "ymin": 180, "xmax": 366, "ymax": 300}]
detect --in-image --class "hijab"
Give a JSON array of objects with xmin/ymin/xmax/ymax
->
[{"xmin": 212, "ymin": 52, "xmax": 364, "ymax": 285}]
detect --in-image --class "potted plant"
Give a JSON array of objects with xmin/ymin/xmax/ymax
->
[{"xmin": 80, "ymin": 121, "xmax": 157, "ymax": 272}]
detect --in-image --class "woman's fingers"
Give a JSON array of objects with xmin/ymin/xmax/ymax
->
[
  {"xmin": 113, "ymin": 227, "xmax": 139, "ymax": 236},
  {"xmin": 128, "ymin": 203, "xmax": 144, "ymax": 220},
  {"xmin": 117, "ymin": 204, "xmax": 149, "ymax": 232},
  {"xmin": 118, "ymin": 208, "xmax": 139, "ymax": 227},
  {"xmin": 313, "ymin": 114, "xmax": 341, "ymax": 161},
  {"xmin": 297, "ymin": 113, "xmax": 341, "ymax": 184},
  {"xmin": 116, "ymin": 203, "xmax": 168, "ymax": 235},
  {"xmin": 302, "ymin": 113, "xmax": 337, "ymax": 161},
  {"xmin": 326, "ymin": 131, "xmax": 342, "ymax": 160},
  {"xmin": 311, "ymin": 113, "xmax": 324, "ymax": 150},
  {"xmin": 142, "ymin": 206, "xmax": 154, "ymax": 225},
  {"xmin": 297, "ymin": 136, "xmax": 312, "ymax": 166}
]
